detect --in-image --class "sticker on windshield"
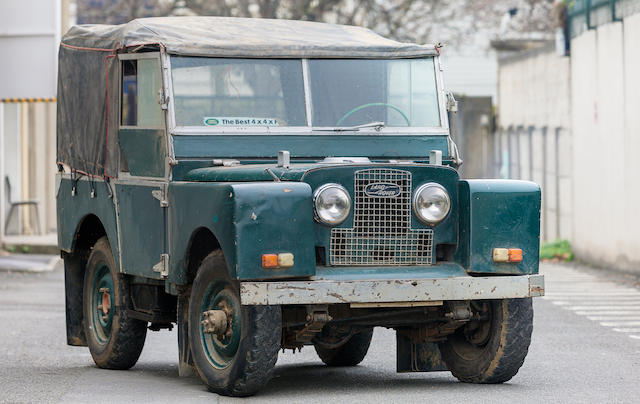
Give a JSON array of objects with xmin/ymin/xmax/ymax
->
[{"xmin": 203, "ymin": 117, "xmax": 280, "ymax": 127}]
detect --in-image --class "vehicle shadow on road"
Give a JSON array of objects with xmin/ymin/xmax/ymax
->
[{"xmin": 258, "ymin": 362, "xmax": 523, "ymax": 397}]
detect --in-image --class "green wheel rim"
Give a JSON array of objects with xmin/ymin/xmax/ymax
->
[
  {"xmin": 336, "ymin": 102, "xmax": 411, "ymax": 126},
  {"xmin": 200, "ymin": 282, "xmax": 242, "ymax": 369},
  {"xmin": 90, "ymin": 263, "xmax": 115, "ymax": 345}
]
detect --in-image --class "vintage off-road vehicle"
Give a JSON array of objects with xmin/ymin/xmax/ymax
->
[{"xmin": 57, "ymin": 17, "xmax": 544, "ymax": 396}]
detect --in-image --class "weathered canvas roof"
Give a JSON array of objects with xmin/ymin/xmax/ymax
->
[{"xmin": 61, "ymin": 16, "xmax": 438, "ymax": 58}]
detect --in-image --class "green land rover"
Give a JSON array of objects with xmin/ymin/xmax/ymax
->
[{"xmin": 56, "ymin": 17, "xmax": 544, "ymax": 396}]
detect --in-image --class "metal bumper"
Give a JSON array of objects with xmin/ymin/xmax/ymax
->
[{"xmin": 240, "ymin": 274, "xmax": 544, "ymax": 305}]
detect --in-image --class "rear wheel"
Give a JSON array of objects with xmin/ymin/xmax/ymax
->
[
  {"xmin": 314, "ymin": 328, "xmax": 374, "ymax": 367},
  {"xmin": 439, "ymin": 298, "xmax": 533, "ymax": 383},
  {"xmin": 83, "ymin": 237, "xmax": 147, "ymax": 369},
  {"xmin": 188, "ymin": 251, "xmax": 281, "ymax": 396}
]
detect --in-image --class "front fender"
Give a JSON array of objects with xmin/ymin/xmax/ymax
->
[
  {"xmin": 169, "ymin": 181, "xmax": 315, "ymax": 283},
  {"xmin": 456, "ymin": 179, "xmax": 541, "ymax": 275}
]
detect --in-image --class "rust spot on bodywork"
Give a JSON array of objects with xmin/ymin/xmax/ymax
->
[{"xmin": 531, "ymin": 286, "xmax": 544, "ymax": 294}]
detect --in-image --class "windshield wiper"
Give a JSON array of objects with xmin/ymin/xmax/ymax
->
[{"xmin": 314, "ymin": 121, "xmax": 386, "ymax": 132}]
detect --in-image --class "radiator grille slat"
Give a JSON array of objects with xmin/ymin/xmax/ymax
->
[{"xmin": 330, "ymin": 169, "xmax": 433, "ymax": 266}]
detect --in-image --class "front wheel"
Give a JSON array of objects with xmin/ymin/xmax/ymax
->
[
  {"xmin": 188, "ymin": 251, "xmax": 281, "ymax": 397},
  {"xmin": 439, "ymin": 298, "xmax": 533, "ymax": 384},
  {"xmin": 83, "ymin": 237, "xmax": 147, "ymax": 369}
]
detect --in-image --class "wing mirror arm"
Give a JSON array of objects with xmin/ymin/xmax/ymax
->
[
  {"xmin": 446, "ymin": 91, "xmax": 458, "ymax": 112},
  {"xmin": 448, "ymin": 136, "xmax": 463, "ymax": 168}
]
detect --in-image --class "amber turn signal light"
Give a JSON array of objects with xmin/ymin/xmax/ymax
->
[
  {"xmin": 262, "ymin": 253, "xmax": 294, "ymax": 269},
  {"xmin": 493, "ymin": 248, "xmax": 523, "ymax": 263},
  {"xmin": 508, "ymin": 248, "xmax": 523, "ymax": 262},
  {"xmin": 262, "ymin": 254, "xmax": 279, "ymax": 268}
]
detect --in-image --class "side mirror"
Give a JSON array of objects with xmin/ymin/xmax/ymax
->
[{"xmin": 446, "ymin": 91, "xmax": 458, "ymax": 113}]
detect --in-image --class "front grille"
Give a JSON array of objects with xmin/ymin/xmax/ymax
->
[{"xmin": 330, "ymin": 169, "xmax": 433, "ymax": 266}]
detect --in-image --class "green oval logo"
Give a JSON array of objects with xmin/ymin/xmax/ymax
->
[{"xmin": 204, "ymin": 118, "xmax": 219, "ymax": 126}]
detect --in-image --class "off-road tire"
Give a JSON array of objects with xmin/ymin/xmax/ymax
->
[
  {"xmin": 188, "ymin": 250, "xmax": 281, "ymax": 397},
  {"xmin": 439, "ymin": 298, "xmax": 533, "ymax": 384},
  {"xmin": 314, "ymin": 328, "xmax": 374, "ymax": 367},
  {"xmin": 83, "ymin": 237, "xmax": 147, "ymax": 369}
]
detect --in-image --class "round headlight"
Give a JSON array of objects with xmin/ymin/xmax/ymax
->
[
  {"xmin": 314, "ymin": 184, "xmax": 351, "ymax": 225},
  {"xmin": 413, "ymin": 183, "xmax": 451, "ymax": 225}
]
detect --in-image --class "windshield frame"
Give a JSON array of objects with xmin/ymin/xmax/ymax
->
[{"xmin": 165, "ymin": 55, "xmax": 449, "ymax": 136}]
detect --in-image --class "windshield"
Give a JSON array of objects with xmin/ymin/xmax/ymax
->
[
  {"xmin": 170, "ymin": 57, "xmax": 440, "ymax": 129},
  {"xmin": 308, "ymin": 59, "xmax": 440, "ymax": 127},
  {"xmin": 171, "ymin": 57, "xmax": 306, "ymax": 127}
]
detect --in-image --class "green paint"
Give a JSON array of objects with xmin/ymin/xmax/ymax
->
[
  {"xmin": 456, "ymin": 180, "xmax": 541, "ymax": 275},
  {"xmin": 57, "ymin": 178, "xmax": 120, "ymax": 270},
  {"xmin": 168, "ymin": 181, "xmax": 315, "ymax": 284},
  {"xmin": 119, "ymin": 128, "xmax": 166, "ymax": 177},
  {"xmin": 115, "ymin": 184, "xmax": 166, "ymax": 279},
  {"xmin": 301, "ymin": 164, "xmax": 460, "ymax": 260},
  {"xmin": 172, "ymin": 134, "xmax": 449, "ymax": 159}
]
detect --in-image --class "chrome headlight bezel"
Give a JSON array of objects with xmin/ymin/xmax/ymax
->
[
  {"xmin": 313, "ymin": 183, "xmax": 351, "ymax": 226},
  {"xmin": 413, "ymin": 182, "xmax": 451, "ymax": 225}
]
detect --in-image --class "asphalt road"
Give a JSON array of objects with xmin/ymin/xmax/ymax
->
[{"xmin": 1, "ymin": 262, "xmax": 640, "ymax": 404}]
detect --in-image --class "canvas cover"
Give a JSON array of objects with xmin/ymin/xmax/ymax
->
[{"xmin": 56, "ymin": 17, "xmax": 438, "ymax": 177}]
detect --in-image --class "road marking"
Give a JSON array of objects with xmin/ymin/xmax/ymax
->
[
  {"xmin": 568, "ymin": 306, "xmax": 640, "ymax": 310},
  {"xmin": 542, "ymin": 263, "xmax": 640, "ymax": 342},
  {"xmin": 553, "ymin": 301, "xmax": 640, "ymax": 306},
  {"xmin": 588, "ymin": 316, "xmax": 640, "ymax": 321},
  {"xmin": 576, "ymin": 311, "xmax": 640, "ymax": 316},
  {"xmin": 600, "ymin": 321, "xmax": 640, "ymax": 327}
]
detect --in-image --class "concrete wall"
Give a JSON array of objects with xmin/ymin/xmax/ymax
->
[
  {"xmin": 570, "ymin": 14, "xmax": 640, "ymax": 271},
  {"xmin": 495, "ymin": 45, "xmax": 573, "ymax": 242},
  {"xmin": 448, "ymin": 96, "xmax": 493, "ymax": 179},
  {"xmin": 442, "ymin": 48, "xmax": 498, "ymax": 99}
]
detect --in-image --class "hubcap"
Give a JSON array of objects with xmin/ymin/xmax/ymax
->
[
  {"xmin": 200, "ymin": 283, "xmax": 241, "ymax": 369},
  {"xmin": 92, "ymin": 264, "xmax": 115, "ymax": 345}
]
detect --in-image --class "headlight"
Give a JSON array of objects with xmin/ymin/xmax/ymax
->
[
  {"xmin": 413, "ymin": 183, "xmax": 450, "ymax": 225},
  {"xmin": 313, "ymin": 184, "xmax": 351, "ymax": 225}
]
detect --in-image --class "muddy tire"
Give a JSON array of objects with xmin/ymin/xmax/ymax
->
[
  {"xmin": 314, "ymin": 328, "xmax": 374, "ymax": 367},
  {"xmin": 188, "ymin": 250, "xmax": 281, "ymax": 397},
  {"xmin": 439, "ymin": 298, "xmax": 533, "ymax": 384},
  {"xmin": 83, "ymin": 237, "xmax": 147, "ymax": 369}
]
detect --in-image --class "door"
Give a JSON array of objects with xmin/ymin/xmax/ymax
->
[{"xmin": 115, "ymin": 53, "xmax": 169, "ymax": 279}]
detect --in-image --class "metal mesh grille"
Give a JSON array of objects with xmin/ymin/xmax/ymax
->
[{"xmin": 330, "ymin": 168, "xmax": 433, "ymax": 266}]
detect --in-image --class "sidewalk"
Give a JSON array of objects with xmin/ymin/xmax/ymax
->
[
  {"xmin": 0, "ymin": 251, "xmax": 60, "ymax": 273},
  {"xmin": 2, "ymin": 233, "xmax": 58, "ymax": 254}
]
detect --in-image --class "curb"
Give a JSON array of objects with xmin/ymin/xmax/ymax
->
[{"xmin": 1, "ymin": 243, "xmax": 59, "ymax": 255}]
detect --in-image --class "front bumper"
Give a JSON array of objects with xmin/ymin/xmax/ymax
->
[{"xmin": 240, "ymin": 274, "xmax": 544, "ymax": 305}]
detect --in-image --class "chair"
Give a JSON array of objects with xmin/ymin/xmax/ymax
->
[{"xmin": 4, "ymin": 176, "xmax": 41, "ymax": 235}]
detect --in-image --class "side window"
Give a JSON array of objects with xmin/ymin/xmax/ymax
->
[
  {"xmin": 122, "ymin": 60, "xmax": 137, "ymax": 125},
  {"xmin": 121, "ymin": 58, "xmax": 164, "ymax": 127}
]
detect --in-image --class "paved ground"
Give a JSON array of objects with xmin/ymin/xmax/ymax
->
[
  {"xmin": 1, "ymin": 261, "xmax": 640, "ymax": 403},
  {"xmin": 0, "ymin": 254, "xmax": 60, "ymax": 272}
]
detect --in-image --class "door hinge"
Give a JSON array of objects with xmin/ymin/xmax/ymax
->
[
  {"xmin": 153, "ymin": 253, "xmax": 169, "ymax": 278},
  {"xmin": 152, "ymin": 184, "xmax": 169, "ymax": 208}
]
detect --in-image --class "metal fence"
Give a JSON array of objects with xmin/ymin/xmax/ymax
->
[{"xmin": 568, "ymin": 0, "xmax": 640, "ymax": 37}]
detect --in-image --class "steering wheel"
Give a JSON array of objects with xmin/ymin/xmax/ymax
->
[{"xmin": 336, "ymin": 102, "xmax": 411, "ymax": 126}]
